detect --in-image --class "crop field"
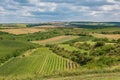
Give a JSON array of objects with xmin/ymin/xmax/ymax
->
[
  {"xmin": 32, "ymin": 35, "xmax": 79, "ymax": 45},
  {"xmin": 0, "ymin": 47, "xmax": 79, "ymax": 79},
  {"xmin": 34, "ymin": 25, "xmax": 62, "ymax": 28},
  {"xmin": 0, "ymin": 28, "xmax": 46, "ymax": 35},
  {"xmin": 92, "ymin": 33, "xmax": 120, "ymax": 39}
]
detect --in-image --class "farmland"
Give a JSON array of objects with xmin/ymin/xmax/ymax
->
[
  {"xmin": 0, "ymin": 28, "xmax": 46, "ymax": 35},
  {"xmin": 0, "ymin": 22, "xmax": 120, "ymax": 80},
  {"xmin": 92, "ymin": 33, "xmax": 120, "ymax": 40},
  {"xmin": 32, "ymin": 35, "xmax": 79, "ymax": 45},
  {"xmin": 0, "ymin": 47, "xmax": 79, "ymax": 80}
]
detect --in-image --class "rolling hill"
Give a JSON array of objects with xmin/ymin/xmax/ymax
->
[{"xmin": 0, "ymin": 47, "xmax": 79, "ymax": 80}]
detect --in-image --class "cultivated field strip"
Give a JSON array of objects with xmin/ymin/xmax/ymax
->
[
  {"xmin": 32, "ymin": 35, "xmax": 79, "ymax": 45},
  {"xmin": 0, "ymin": 47, "xmax": 79, "ymax": 76}
]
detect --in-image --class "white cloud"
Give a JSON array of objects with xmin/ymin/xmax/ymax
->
[
  {"xmin": 107, "ymin": 0, "xmax": 120, "ymax": 3},
  {"xmin": 89, "ymin": 11, "xmax": 99, "ymax": 16},
  {"xmin": 100, "ymin": 4, "xmax": 120, "ymax": 11},
  {"xmin": 70, "ymin": 6, "xmax": 90, "ymax": 12},
  {"xmin": 27, "ymin": 0, "xmax": 57, "ymax": 12},
  {"xmin": 0, "ymin": 7, "xmax": 4, "ymax": 11},
  {"xmin": 0, "ymin": 7, "xmax": 6, "ymax": 14}
]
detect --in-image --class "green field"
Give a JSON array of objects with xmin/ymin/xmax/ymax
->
[
  {"xmin": 0, "ymin": 40, "xmax": 37, "ymax": 57},
  {"xmin": 0, "ymin": 40, "xmax": 39, "ymax": 66},
  {"xmin": 58, "ymin": 44, "xmax": 79, "ymax": 52},
  {"xmin": 56, "ymin": 44, "xmax": 89, "ymax": 54}
]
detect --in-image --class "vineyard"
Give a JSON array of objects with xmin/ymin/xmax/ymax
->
[{"xmin": 0, "ymin": 47, "xmax": 79, "ymax": 79}]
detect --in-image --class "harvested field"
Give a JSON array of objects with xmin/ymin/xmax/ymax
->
[
  {"xmin": 0, "ymin": 28, "xmax": 45, "ymax": 35},
  {"xmin": 34, "ymin": 25, "xmax": 64, "ymax": 29},
  {"xmin": 32, "ymin": 35, "xmax": 79, "ymax": 45},
  {"xmin": 92, "ymin": 33, "xmax": 120, "ymax": 39}
]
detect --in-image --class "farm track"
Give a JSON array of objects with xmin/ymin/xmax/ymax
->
[{"xmin": 47, "ymin": 72, "xmax": 120, "ymax": 80}]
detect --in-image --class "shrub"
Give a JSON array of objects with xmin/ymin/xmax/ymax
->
[{"xmin": 94, "ymin": 41, "xmax": 105, "ymax": 48}]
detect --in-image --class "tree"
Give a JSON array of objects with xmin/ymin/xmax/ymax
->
[
  {"xmin": 94, "ymin": 41, "xmax": 105, "ymax": 48},
  {"xmin": 117, "ymin": 38, "xmax": 120, "ymax": 43}
]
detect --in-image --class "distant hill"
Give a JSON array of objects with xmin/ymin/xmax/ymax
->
[
  {"xmin": 0, "ymin": 22, "xmax": 120, "ymax": 29},
  {"xmin": 26, "ymin": 22, "xmax": 120, "ymax": 29},
  {"xmin": 0, "ymin": 24, "xmax": 27, "ymax": 28}
]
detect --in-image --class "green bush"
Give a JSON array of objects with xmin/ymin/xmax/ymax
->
[{"xmin": 94, "ymin": 41, "xmax": 105, "ymax": 48}]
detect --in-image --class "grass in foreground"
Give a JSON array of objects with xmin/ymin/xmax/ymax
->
[{"xmin": 47, "ymin": 72, "xmax": 120, "ymax": 80}]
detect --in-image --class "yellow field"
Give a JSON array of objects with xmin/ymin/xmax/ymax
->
[
  {"xmin": 0, "ymin": 28, "xmax": 46, "ymax": 35},
  {"xmin": 34, "ymin": 25, "xmax": 64, "ymax": 29},
  {"xmin": 92, "ymin": 33, "xmax": 120, "ymax": 40},
  {"xmin": 32, "ymin": 35, "xmax": 79, "ymax": 45}
]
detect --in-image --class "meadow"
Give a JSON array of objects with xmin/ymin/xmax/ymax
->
[{"xmin": 0, "ymin": 40, "xmax": 39, "ymax": 65}]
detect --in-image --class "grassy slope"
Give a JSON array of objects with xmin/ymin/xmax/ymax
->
[
  {"xmin": 58, "ymin": 44, "xmax": 88, "ymax": 53},
  {"xmin": 58, "ymin": 44, "xmax": 79, "ymax": 51},
  {"xmin": 0, "ymin": 47, "xmax": 79, "ymax": 79},
  {"xmin": 0, "ymin": 40, "xmax": 37, "ymax": 57}
]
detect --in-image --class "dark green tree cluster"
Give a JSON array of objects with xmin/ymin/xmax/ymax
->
[
  {"xmin": 73, "ymin": 42, "xmax": 92, "ymax": 50},
  {"xmin": 101, "ymin": 31, "xmax": 120, "ymax": 34},
  {"xmin": 49, "ymin": 45, "xmax": 92, "ymax": 65}
]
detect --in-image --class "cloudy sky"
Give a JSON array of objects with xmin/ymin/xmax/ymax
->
[{"xmin": 0, "ymin": 0, "xmax": 120, "ymax": 23}]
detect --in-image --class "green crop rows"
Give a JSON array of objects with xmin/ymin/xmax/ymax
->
[{"xmin": 0, "ymin": 47, "xmax": 79, "ymax": 77}]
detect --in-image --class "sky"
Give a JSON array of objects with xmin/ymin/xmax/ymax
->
[{"xmin": 0, "ymin": 0, "xmax": 120, "ymax": 23}]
